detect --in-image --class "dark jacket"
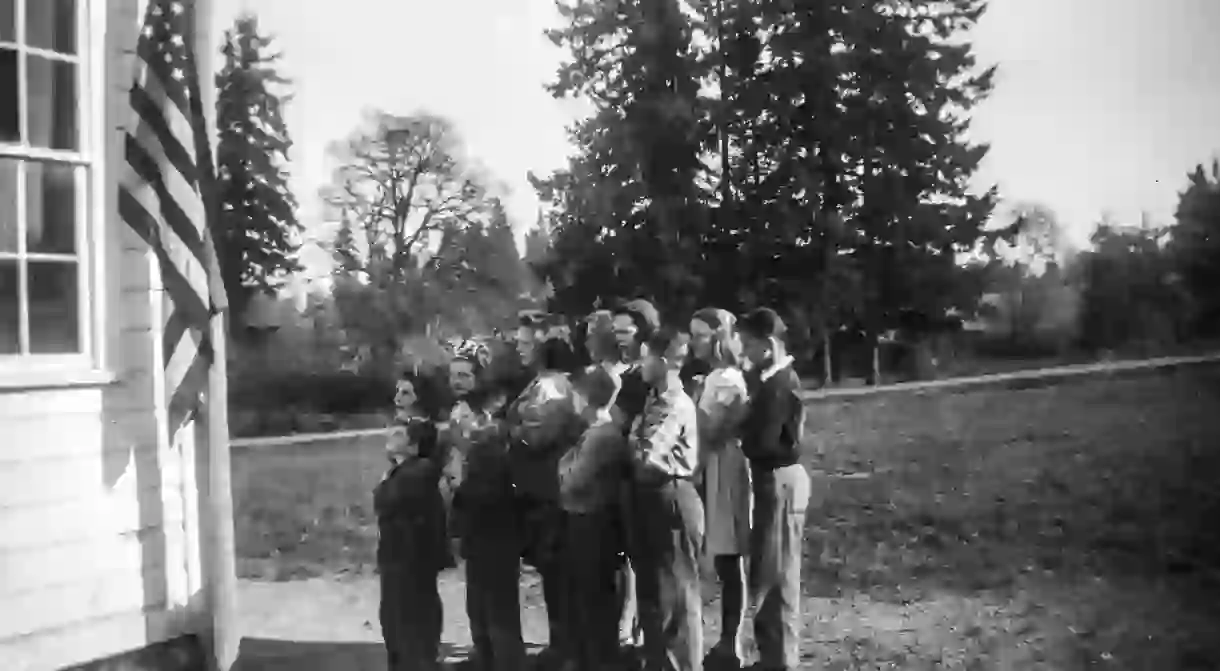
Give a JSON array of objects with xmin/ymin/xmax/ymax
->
[
  {"xmin": 615, "ymin": 364, "xmax": 650, "ymax": 429},
  {"xmin": 504, "ymin": 371, "xmax": 583, "ymax": 501},
  {"xmin": 374, "ymin": 454, "xmax": 449, "ymax": 570},
  {"xmin": 741, "ymin": 361, "xmax": 804, "ymax": 471}
]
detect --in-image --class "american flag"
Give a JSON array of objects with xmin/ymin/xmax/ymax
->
[{"xmin": 119, "ymin": 0, "xmax": 226, "ymax": 441}]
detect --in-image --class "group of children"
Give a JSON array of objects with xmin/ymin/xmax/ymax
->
[{"xmin": 372, "ymin": 300, "xmax": 811, "ymax": 671}]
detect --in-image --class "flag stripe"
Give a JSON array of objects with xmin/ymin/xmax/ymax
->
[
  {"xmin": 124, "ymin": 130, "xmax": 206, "ymax": 262},
  {"xmin": 121, "ymin": 158, "xmax": 210, "ymax": 304},
  {"xmin": 129, "ymin": 74, "xmax": 199, "ymax": 185},
  {"xmin": 118, "ymin": 186, "xmax": 211, "ymax": 326},
  {"xmin": 120, "ymin": 0, "xmax": 222, "ymax": 445}
]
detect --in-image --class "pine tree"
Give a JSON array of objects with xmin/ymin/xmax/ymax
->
[
  {"xmin": 1168, "ymin": 159, "xmax": 1220, "ymax": 336},
  {"xmin": 538, "ymin": 0, "xmax": 713, "ymax": 316},
  {"xmin": 215, "ymin": 14, "xmax": 301, "ymax": 325}
]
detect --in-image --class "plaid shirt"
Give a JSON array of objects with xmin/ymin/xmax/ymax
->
[{"xmin": 630, "ymin": 379, "xmax": 699, "ymax": 481}]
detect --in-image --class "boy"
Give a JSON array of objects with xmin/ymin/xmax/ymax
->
[
  {"xmin": 628, "ymin": 328, "xmax": 704, "ymax": 671},
  {"xmin": 737, "ymin": 308, "xmax": 810, "ymax": 671},
  {"xmin": 376, "ymin": 371, "xmax": 448, "ymax": 671},
  {"xmin": 558, "ymin": 366, "xmax": 629, "ymax": 671},
  {"xmin": 444, "ymin": 343, "xmax": 529, "ymax": 671}
]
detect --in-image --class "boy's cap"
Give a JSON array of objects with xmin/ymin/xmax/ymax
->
[
  {"xmin": 739, "ymin": 307, "xmax": 787, "ymax": 340},
  {"xmin": 574, "ymin": 366, "xmax": 621, "ymax": 409}
]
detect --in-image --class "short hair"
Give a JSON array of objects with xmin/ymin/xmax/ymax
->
[
  {"xmin": 739, "ymin": 307, "xmax": 788, "ymax": 341},
  {"xmin": 573, "ymin": 366, "xmax": 621, "ymax": 410},
  {"xmin": 538, "ymin": 337, "xmax": 579, "ymax": 373},
  {"xmin": 644, "ymin": 327, "xmax": 690, "ymax": 362}
]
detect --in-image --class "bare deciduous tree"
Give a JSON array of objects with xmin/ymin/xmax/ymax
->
[{"xmin": 323, "ymin": 109, "xmax": 490, "ymax": 278}]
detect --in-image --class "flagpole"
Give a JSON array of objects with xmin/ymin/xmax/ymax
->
[{"xmin": 191, "ymin": 0, "xmax": 240, "ymax": 667}]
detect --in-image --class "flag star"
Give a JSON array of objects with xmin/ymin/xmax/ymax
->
[
  {"xmin": 171, "ymin": 2, "xmax": 184, "ymax": 14},
  {"xmin": 152, "ymin": 5, "xmax": 163, "ymax": 16},
  {"xmin": 171, "ymin": 34, "xmax": 184, "ymax": 46},
  {"xmin": 172, "ymin": 68, "xmax": 184, "ymax": 80}
]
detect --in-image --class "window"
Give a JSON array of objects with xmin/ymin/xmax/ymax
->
[{"xmin": 0, "ymin": 0, "xmax": 98, "ymax": 371}]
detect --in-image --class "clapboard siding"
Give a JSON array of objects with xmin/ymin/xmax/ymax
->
[
  {"xmin": 0, "ymin": 0, "xmax": 212, "ymax": 668},
  {"xmin": 2, "ymin": 608, "xmax": 197, "ymax": 671}
]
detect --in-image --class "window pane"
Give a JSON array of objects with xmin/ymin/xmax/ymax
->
[
  {"xmin": 28, "ymin": 260, "xmax": 78, "ymax": 353},
  {"xmin": 27, "ymin": 54, "xmax": 77, "ymax": 150},
  {"xmin": 0, "ymin": 257, "xmax": 17, "ymax": 356},
  {"xmin": 25, "ymin": 160, "xmax": 75, "ymax": 254},
  {"xmin": 0, "ymin": 159, "xmax": 15, "ymax": 251},
  {"xmin": 26, "ymin": 0, "xmax": 76, "ymax": 55},
  {"xmin": 0, "ymin": 47, "xmax": 16, "ymax": 142},
  {"xmin": 0, "ymin": 0, "xmax": 13, "ymax": 42},
  {"xmin": 0, "ymin": 258, "xmax": 17, "ymax": 353}
]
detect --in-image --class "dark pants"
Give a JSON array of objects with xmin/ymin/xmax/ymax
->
[
  {"xmin": 627, "ymin": 477, "xmax": 704, "ymax": 671},
  {"xmin": 379, "ymin": 564, "xmax": 442, "ymax": 671},
  {"xmin": 463, "ymin": 506, "xmax": 526, "ymax": 671},
  {"xmin": 749, "ymin": 464, "xmax": 812, "ymax": 670},
  {"xmin": 616, "ymin": 481, "xmax": 641, "ymax": 647},
  {"xmin": 518, "ymin": 497, "xmax": 570, "ymax": 660},
  {"xmin": 565, "ymin": 509, "xmax": 623, "ymax": 669}
]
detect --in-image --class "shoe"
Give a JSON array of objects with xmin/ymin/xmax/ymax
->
[
  {"xmin": 704, "ymin": 643, "xmax": 743, "ymax": 670},
  {"xmin": 533, "ymin": 647, "xmax": 567, "ymax": 671}
]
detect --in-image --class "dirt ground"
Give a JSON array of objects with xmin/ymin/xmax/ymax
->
[
  {"xmin": 233, "ymin": 567, "xmax": 1122, "ymax": 670},
  {"xmin": 234, "ymin": 570, "xmax": 550, "ymax": 670}
]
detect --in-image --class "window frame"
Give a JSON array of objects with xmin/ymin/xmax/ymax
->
[{"xmin": 0, "ymin": 0, "xmax": 108, "ymax": 385}]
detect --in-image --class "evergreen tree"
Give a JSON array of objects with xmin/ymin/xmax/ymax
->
[
  {"xmin": 537, "ymin": 0, "xmax": 713, "ymax": 317},
  {"xmin": 215, "ymin": 14, "xmax": 301, "ymax": 325},
  {"xmin": 1168, "ymin": 159, "xmax": 1220, "ymax": 336}
]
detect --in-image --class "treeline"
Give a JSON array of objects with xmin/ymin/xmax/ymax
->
[{"xmin": 210, "ymin": 5, "xmax": 1220, "ymax": 433}]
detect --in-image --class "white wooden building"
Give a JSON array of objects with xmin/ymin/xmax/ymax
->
[{"xmin": 0, "ymin": 1, "xmax": 237, "ymax": 669}]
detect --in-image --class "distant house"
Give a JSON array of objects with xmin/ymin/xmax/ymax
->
[{"xmin": 1, "ymin": 1, "xmax": 236, "ymax": 670}]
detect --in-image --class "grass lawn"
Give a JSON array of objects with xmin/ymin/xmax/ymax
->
[{"xmin": 233, "ymin": 364, "xmax": 1220, "ymax": 669}]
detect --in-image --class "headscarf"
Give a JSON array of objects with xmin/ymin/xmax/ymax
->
[{"xmin": 446, "ymin": 337, "xmax": 492, "ymax": 372}]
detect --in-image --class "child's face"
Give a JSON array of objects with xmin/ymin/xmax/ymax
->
[
  {"xmin": 612, "ymin": 314, "xmax": 638, "ymax": 356},
  {"xmin": 640, "ymin": 344, "xmax": 671, "ymax": 385},
  {"xmin": 394, "ymin": 380, "xmax": 418, "ymax": 414},
  {"xmin": 689, "ymin": 319, "xmax": 714, "ymax": 361},
  {"xmin": 515, "ymin": 326, "xmax": 540, "ymax": 364},
  {"xmin": 740, "ymin": 333, "xmax": 771, "ymax": 367},
  {"xmin": 449, "ymin": 360, "xmax": 477, "ymax": 396},
  {"xmin": 386, "ymin": 426, "xmax": 418, "ymax": 462}
]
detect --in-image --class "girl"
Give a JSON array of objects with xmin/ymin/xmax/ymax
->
[
  {"xmin": 688, "ymin": 308, "xmax": 751, "ymax": 669},
  {"xmin": 375, "ymin": 369, "xmax": 449, "ymax": 671},
  {"xmin": 738, "ymin": 308, "xmax": 810, "ymax": 671},
  {"xmin": 505, "ymin": 316, "xmax": 584, "ymax": 669}
]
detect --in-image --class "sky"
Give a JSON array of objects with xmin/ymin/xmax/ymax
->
[{"xmin": 211, "ymin": 0, "xmax": 1220, "ymax": 278}]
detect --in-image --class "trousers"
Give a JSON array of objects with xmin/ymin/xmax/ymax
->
[
  {"xmin": 463, "ymin": 506, "xmax": 526, "ymax": 671},
  {"xmin": 518, "ymin": 497, "xmax": 570, "ymax": 658},
  {"xmin": 749, "ymin": 464, "xmax": 812, "ymax": 670},
  {"xmin": 564, "ymin": 509, "xmax": 624, "ymax": 669},
  {"xmin": 627, "ymin": 477, "xmax": 704, "ymax": 671},
  {"xmin": 379, "ymin": 564, "xmax": 442, "ymax": 671}
]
